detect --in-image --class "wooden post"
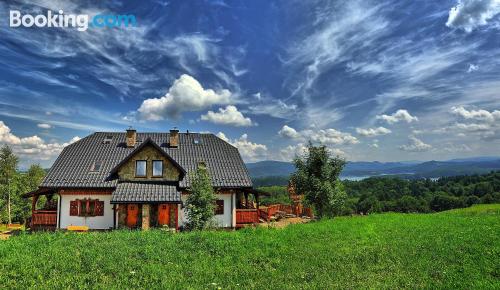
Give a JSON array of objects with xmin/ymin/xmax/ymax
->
[
  {"xmin": 175, "ymin": 205, "xmax": 179, "ymax": 231},
  {"xmin": 255, "ymin": 193, "xmax": 260, "ymax": 220},
  {"xmin": 142, "ymin": 204, "xmax": 150, "ymax": 230},
  {"xmin": 244, "ymin": 192, "xmax": 249, "ymax": 209}
]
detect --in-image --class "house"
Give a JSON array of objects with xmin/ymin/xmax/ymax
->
[{"xmin": 24, "ymin": 128, "xmax": 265, "ymax": 230}]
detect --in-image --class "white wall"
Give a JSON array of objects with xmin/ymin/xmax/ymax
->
[
  {"xmin": 59, "ymin": 194, "xmax": 114, "ymax": 230},
  {"xmin": 179, "ymin": 193, "xmax": 235, "ymax": 228}
]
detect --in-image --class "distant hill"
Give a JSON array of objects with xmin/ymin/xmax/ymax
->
[
  {"xmin": 247, "ymin": 157, "xmax": 500, "ymax": 185},
  {"xmin": 246, "ymin": 161, "xmax": 295, "ymax": 178}
]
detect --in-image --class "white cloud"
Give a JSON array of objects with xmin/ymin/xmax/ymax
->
[
  {"xmin": 248, "ymin": 99, "xmax": 298, "ymax": 120},
  {"xmin": 304, "ymin": 128, "xmax": 358, "ymax": 145},
  {"xmin": 369, "ymin": 142, "xmax": 379, "ymax": 148},
  {"xmin": 446, "ymin": 104, "xmax": 500, "ymax": 141},
  {"xmin": 278, "ymin": 125, "xmax": 358, "ymax": 146},
  {"xmin": 279, "ymin": 143, "xmax": 309, "ymax": 161},
  {"xmin": 0, "ymin": 121, "xmax": 80, "ymax": 160},
  {"xmin": 37, "ymin": 123, "xmax": 52, "ymax": 129},
  {"xmin": 399, "ymin": 136, "xmax": 432, "ymax": 152},
  {"xmin": 376, "ymin": 109, "xmax": 418, "ymax": 124},
  {"xmin": 451, "ymin": 106, "xmax": 500, "ymax": 122},
  {"xmin": 216, "ymin": 132, "xmax": 267, "ymax": 162},
  {"xmin": 278, "ymin": 125, "xmax": 300, "ymax": 139},
  {"xmin": 279, "ymin": 143, "xmax": 345, "ymax": 161},
  {"xmin": 201, "ymin": 105, "xmax": 253, "ymax": 127},
  {"xmin": 443, "ymin": 143, "xmax": 472, "ymax": 153},
  {"xmin": 467, "ymin": 63, "xmax": 479, "ymax": 73},
  {"xmin": 137, "ymin": 74, "xmax": 233, "ymax": 121},
  {"xmin": 446, "ymin": 0, "xmax": 500, "ymax": 32},
  {"xmin": 356, "ymin": 126, "xmax": 391, "ymax": 137}
]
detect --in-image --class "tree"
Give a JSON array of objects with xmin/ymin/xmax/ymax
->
[
  {"xmin": 185, "ymin": 167, "xmax": 216, "ymax": 230},
  {"xmin": 357, "ymin": 195, "xmax": 382, "ymax": 214},
  {"xmin": 0, "ymin": 145, "xmax": 19, "ymax": 224},
  {"xmin": 395, "ymin": 195, "xmax": 426, "ymax": 213},
  {"xmin": 291, "ymin": 143, "xmax": 347, "ymax": 218},
  {"xmin": 16, "ymin": 164, "xmax": 46, "ymax": 221},
  {"xmin": 430, "ymin": 193, "xmax": 465, "ymax": 212}
]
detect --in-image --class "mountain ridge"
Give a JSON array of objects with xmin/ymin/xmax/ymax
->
[{"xmin": 246, "ymin": 157, "xmax": 500, "ymax": 179}]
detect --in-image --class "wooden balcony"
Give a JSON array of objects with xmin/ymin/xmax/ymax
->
[
  {"xmin": 31, "ymin": 210, "xmax": 57, "ymax": 230},
  {"xmin": 236, "ymin": 209, "xmax": 259, "ymax": 227}
]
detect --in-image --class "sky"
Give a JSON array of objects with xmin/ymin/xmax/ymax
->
[{"xmin": 0, "ymin": 0, "xmax": 499, "ymax": 168}]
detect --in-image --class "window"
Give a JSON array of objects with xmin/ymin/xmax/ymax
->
[
  {"xmin": 69, "ymin": 199, "xmax": 104, "ymax": 217},
  {"xmin": 193, "ymin": 134, "xmax": 201, "ymax": 144},
  {"xmin": 136, "ymin": 160, "xmax": 147, "ymax": 177},
  {"xmin": 90, "ymin": 161, "xmax": 102, "ymax": 172},
  {"xmin": 152, "ymin": 160, "xmax": 163, "ymax": 177},
  {"xmin": 103, "ymin": 135, "xmax": 113, "ymax": 144},
  {"xmin": 214, "ymin": 200, "xmax": 224, "ymax": 215}
]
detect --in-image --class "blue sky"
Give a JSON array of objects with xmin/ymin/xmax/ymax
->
[{"xmin": 0, "ymin": 0, "xmax": 499, "ymax": 168}]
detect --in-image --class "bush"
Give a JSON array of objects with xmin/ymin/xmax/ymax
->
[
  {"xmin": 339, "ymin": 198, "xmax": 357, "ymax": 216},
  {"xmin": 357, "ymin": 196, "xmax": 382, "ymax": 214},
  {"xmin": 465, "ymin": 195, "xmax": 480, "ymax": 206},
  {"xmin": 396, "ymin": 195, "xmax": 422, "ymax": 213},
  {"xmin": 430, "ymin": 194, "xmax": 465, "ymax": 212}
]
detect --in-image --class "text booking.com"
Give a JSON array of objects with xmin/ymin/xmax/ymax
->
[{"xmin": 9, "ymin": 10, "xmax": 137, "ymax": 31}]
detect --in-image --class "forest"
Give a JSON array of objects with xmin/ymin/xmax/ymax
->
[{"xmin": 259, "ymin": 171, "xmax": 500, "ymax": 215}]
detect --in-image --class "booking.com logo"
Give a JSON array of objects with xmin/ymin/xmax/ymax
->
[{"xmin": 9, "ymin": 10, "xmax": 137, "ymax": 31}]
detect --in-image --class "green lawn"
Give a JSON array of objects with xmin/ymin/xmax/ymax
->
[{"xmin": 1, "ymin": 205, "xmax": 499, "ymax": 289}]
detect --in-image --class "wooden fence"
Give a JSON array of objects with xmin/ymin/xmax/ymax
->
[{"xmin": 259, "ymin": 204, "xmax": 314, "ymax": 222}]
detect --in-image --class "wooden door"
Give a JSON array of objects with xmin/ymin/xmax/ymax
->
[
  {"xmin": 126, "ymin": 204, "xmax": 139, "ymax": 228},
  {"xmin": 158, "ymin": 204, "xmax": 170, "ymax": 226}
]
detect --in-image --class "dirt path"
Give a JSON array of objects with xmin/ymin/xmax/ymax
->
[
  {"xmin": 259, "ymin": 217, "xmax": 312, "ymax": 229},
  {"xmin": 0, "ymin": 232, "xmax": 11, "ymax": 240}
]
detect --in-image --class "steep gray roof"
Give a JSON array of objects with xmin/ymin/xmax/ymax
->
[
  {"xmin": 111, "ymin": 183, "xmax": 181, "ymax": 203},
  {"xmin": 41, "ymin": 132, "xmax": 253, "ymax": 189}
]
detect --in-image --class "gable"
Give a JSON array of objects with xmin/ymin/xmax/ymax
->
[{"xmin": 115, "ymin": 143, "xmax": 182, "ymax": 182}]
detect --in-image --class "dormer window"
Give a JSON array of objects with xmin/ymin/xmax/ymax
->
[
  {"xmin": 103, "ymin": 135, "xmax": 113, "ymax": 144},
  {"xmin": 135, "ymin": 160, "xmax": 147, "ymax": 177},
  {"xmin": 90, "ymin": 161, "xmax": 102, "ymax": 172},
  {"xmin": 152, "ymin": 160, "xmax": 163, "ymax": 177}
]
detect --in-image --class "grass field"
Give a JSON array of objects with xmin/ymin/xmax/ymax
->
[{"xmin": 1, "ymin": 205, "xmax": 499, "ymax": 289}]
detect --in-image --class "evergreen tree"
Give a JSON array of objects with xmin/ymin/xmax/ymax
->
[{"xmin": 185, "ymin": 167, "xmax": 216, "ymax": 230}]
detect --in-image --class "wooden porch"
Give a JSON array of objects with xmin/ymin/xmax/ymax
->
[
  {"xmin": 22, "ymin": 188, "xmax": 58, "ymax": 231},
  {"xmin": 31, "ymin": 210, "xmax": 57, "ymax": 230}
]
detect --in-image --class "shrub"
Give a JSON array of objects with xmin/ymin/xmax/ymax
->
[
  {"xmin": 465, "ymin": 195, "xmax": 480, "ymax": 206},
  {"xmin": 357, "ymin": 196, "xmax": 382, "ymax": 214},
  {"xmin": 430, "ymin": 194, "xmax": 465, "ymax": 212}
]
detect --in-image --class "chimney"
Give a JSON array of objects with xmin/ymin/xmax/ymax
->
[
  {"xmin": 169, "ymin": 128, "xmax": 179, "ymax": 148},
  {"xmin": 126, "ymin": 127, "xmax": 137, "ymax": 147}
]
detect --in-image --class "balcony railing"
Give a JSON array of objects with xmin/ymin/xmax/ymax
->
[
  {"xmin": 32, "ymin": 210, "xmax": 57, "ymax": 227},
  {"xmin": 236, "ymin": 209, "xmax": 259, "ymax": 225}
]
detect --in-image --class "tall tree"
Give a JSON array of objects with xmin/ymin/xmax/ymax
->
[
  {"xmin": 25, "ymin": 164, "xmax": 45, "ymax": 191},
  {"xmin": 16, "ymin": 164, "xmax": 46, "ymax": 221},
  {"xmin": 185, "ymin": 167, "xmax": 216, "ymax": 230},
  {"xmin": 0, "ymin": 145, "xmax": 19, "ymax": 224},
  {"xmin": 291, "ymin": 143, "xmax": 347, "ymax": 218}
]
